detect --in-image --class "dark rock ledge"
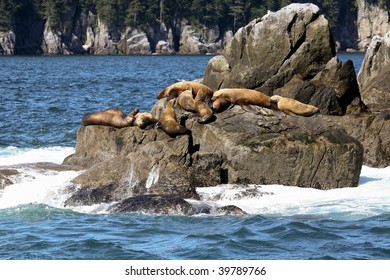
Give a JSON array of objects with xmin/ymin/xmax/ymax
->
[{"xmin": 61, "ymin": 103, "xmax": 364, "ymax": 215}]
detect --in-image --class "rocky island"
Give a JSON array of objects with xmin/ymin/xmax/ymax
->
[{"xmin": 2, "ymin": 3, "xmax": 390, "ymax": 215}]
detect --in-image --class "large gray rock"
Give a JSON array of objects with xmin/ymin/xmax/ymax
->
[
  {"xmin": 204, "ymin": 4, "xmax": 333, "ymax": 90},
  {"xmin": 357, "ymin": 32, "xmax": 390, "ymax": 106},
  {"xmin": 186, "ymin": 106, "xmax": 363, "ymax": 190},
  {"xmin": 203, "ymin": 3, "xmax": 365, "ymax": 115},
  {"xmin": 324, "ymin": 110, "xmax": 390, "ymax": 168}
]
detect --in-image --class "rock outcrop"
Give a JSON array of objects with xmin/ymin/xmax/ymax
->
[
  {"xmin": 323, "ymin": 112, "xmax": 390, "ymax": 168},
  {"xmin": 1, "ymin": 5, "xmax": 229, "ymax": 55},
  {"xmin": 0, "ymin": 31, "xmax": 15, "ymax": 55},
  {"xmin": 63, "ymin": 103, "xmax": 364, "ymax": 209},
  {"xmin": 356, "ymin": 0, "xmax": 390, "ymax": 50},
  {"xmin": 59, "ymin": 3, "xmax": 367, "ymax": 215},
  {"xmin": 179, "ymin": 24, "xmax": 229, "ymax": 54},
  {"xmin": 357, "ymin": 32, "xmax": 390, "ymax": 106},
  {"xmin": 203, "ymin": 3, "xmax": 365, "ymax": 115}
]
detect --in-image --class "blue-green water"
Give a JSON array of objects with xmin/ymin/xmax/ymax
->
[{"xmin": 1, "ymin": 54, "xmax": 390, "ymax": 260}]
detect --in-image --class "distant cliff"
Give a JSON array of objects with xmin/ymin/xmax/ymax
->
[{"xmin": 0, "ymin": 0, "xmax": 389, "ymax": 55}]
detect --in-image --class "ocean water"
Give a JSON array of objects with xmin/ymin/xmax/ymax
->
[{"xmin": 1, "ymin": 53, "xmax": 390, "ymax": 261}]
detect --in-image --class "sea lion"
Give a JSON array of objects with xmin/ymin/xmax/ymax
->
[
  {"xmin": 212, "ymin": 97, "xmax": 230, "ymax": 113},
  {"xmin": 157, "ymin": 81, "xmax": 214, "ymax": 100},
  {"xmin": 176, "ymin": 86, "xmax": 214, "ymax": 123},
  {"xmin": 270, "ymin": 95, "xmax": 319, "ymax": 117},
  {"xmin": 133, "ymin": 112, "xmax": 158, "ymax": 129},
  {"xmin": 194, "ymin": 89, "xmax": 215, "ymax": 123},
  {"xmin": 157, "ymin": 99, "xmax": 190, "ymax": 137},
  {"xmin": 176, "ymin": 86, "xmax": 196, "ymax": 112},
  {"xmin": 211, "ymin": 88, "xmax": 272, "ymax": 112},
  {"xmin": 82, "ymin": 108, "xmax": 139, "ymax": 128}
]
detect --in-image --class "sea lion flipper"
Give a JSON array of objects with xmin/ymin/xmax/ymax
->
[
  {"xmin": 129, "ymin": 108, "xmax": 139, "ymax": 117},
  {"xmin": 239, "ymin": 103, "xmax": 257, "ymax": 113},
  {"xmin": 227, "ymin": 103, "xmax": 235, "ymax": 110},
  {"xmin": 157, "ymin": 89, "xmax": 167, "ymax": 99}
]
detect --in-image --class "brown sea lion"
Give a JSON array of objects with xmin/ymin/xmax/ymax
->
[
  {"xmin": 157, "ymin": 81, "xmax": 214, "ymax": 100},
  {"xmin": 270, "ymin": 95, "xmax": 319, "ymax": 117},
  {"xmin": 82, "ymin": 108, "xmax": 139, "ymax": 128},
  {"xmin": 176, "ymin": 86, "xmax": 196, "ymax": 112},
  {"xmin": 212, "ymin": 97, "xmax": 230, "ymax": 113},
  {"xmin": 157, "ymin": 99, "xmax": 190, "ymax": 137},
  {"xmin": 211, "ymin": 88, "xmax": 272, "ymax": 112},
  {"xmin": 133, "ymin": 112, "xmax": 158, "ymax": 129},
  {"xmin": 194, "ymin": 89, "xmax": 215, "ymax": 123},
  {"xmin": 176, "ymin": 86, "xmax": 214, "ymax": 123}
]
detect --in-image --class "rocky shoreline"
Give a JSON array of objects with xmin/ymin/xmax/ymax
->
[
  {"xmin": 3, "ymin": 4, "xmax": 390, "ymax": 216},
  {"xmin": 1, "ymin": 1, "xmax": 390, "ymax": 55}
]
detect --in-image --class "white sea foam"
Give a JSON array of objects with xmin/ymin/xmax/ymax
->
[
  {"xmin": 0, "ymin": 146, "xmax": 80, "ymax": 210},
  {"xmin": 196, "ymin": 166, "xmax": 390, "ymax": 220},
  {"xmin": 0, "ymin": 169, "xmax": 80, "ymax": 209},
  {"xmin": 0, "ymin": 146, "xmax": 75, "ymax": 166},
  {"xmin": 1, "ymin": 146, "xmax": 390, "ymax": 219}
]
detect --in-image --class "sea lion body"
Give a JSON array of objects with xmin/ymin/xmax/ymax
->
[
  {"xmin": 211, "ymin": 88, "xmax": 272, "ymax": 111},
  {"xmin": 176, "ymin": 88, "xmax": 196, "ymax": 112},
  {"xmin": 134, "ymin": 112, "xmax": 158, "ymax": 129},
  {"xmin": 194, "ymin": 89, "xmax": 214, "ymax": 123},
  {"xmin": 157, "ymin": 81, "xmax": 214, "ymax": 100},
  {"xmin": 157, "ymin": 99, "xmax": 190, "ymax": 137},
  {"xmin": 82, "ymin": 108, "xmax": 139, "ymax": 128},
  {"xmin": 270, "ymin": 95, "xmax": 319, "ymax": 116}
]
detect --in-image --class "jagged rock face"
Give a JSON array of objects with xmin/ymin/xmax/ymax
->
[
  {"xmin": 356, "ymin": 0, "xmax": 390, "ymax": 50},
  {"xmin": 124, "ymin": 28, "xmax": 152, "ymax": 55},
  {"xmin": 357, "ymin": 32, "xmax": 390, "ymax": 106},
  {"xmin": 203, "ymin": 3, "xmax": 365, "ymax": 116},
  {"xmin": 41, "ymin": 26, "xmax": 63, "ymax": 55},
  {"xmin": 323, "ymin": 111, "xmax": 390, "ymax": 168},
  {"xmin": 179, "ymin": 24, "xmax": 223, "ymax": 54},
  {"xmin": 0, "ymin": 31, "xmax": 15, "ymax": 55},
  {"xmin": 208, "ymin": 4, "xmax": 335, "ymax": 90}
]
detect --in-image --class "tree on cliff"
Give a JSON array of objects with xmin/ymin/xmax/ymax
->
[
  {"xmin": 0, "ymin": 0, "xmax": 20, "ymax": 32},
  {"xmin": 1, "ymin": 0, "xmax": 384, "ymax": 53},
  {"xmin": 0, "ymin": 0, "xmax": 351, "ymax": 34}
]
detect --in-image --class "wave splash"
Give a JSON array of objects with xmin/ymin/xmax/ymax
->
[{"xmin": 1, "ymin": 146, "xmax": 390, "ymax": 220}]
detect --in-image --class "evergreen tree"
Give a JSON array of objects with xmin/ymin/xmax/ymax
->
[
  {"xmin": 125, "ymin": 0, "xmax": 143, "ymax": 26},
  {"xmin": 0, "ymin": 0, "xmax": 21, "ymax": 31},
  {"xmin": 321, "ymin": 0, "xmax": 339, "ymax": 29},
  {"xmin": 229, "ymin": 0, "xmax": 245, "ymax": 33}
]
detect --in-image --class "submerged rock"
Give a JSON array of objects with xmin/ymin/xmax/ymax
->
[
  {"xmin": 109, "ymin": 195, "xmax": 197, "ymax": 215},
  {"xmin": 0, "ymin": 169, "xmax": 19, "ymax": 189}
]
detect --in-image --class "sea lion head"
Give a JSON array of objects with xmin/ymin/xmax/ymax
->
[
  {"xmin": 212, "ymin": 97, "xmax": 230, "ymax": 113},
  {"xmin": 134, "ymin": 112, "xmax": 158, "ymax": 129}
]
